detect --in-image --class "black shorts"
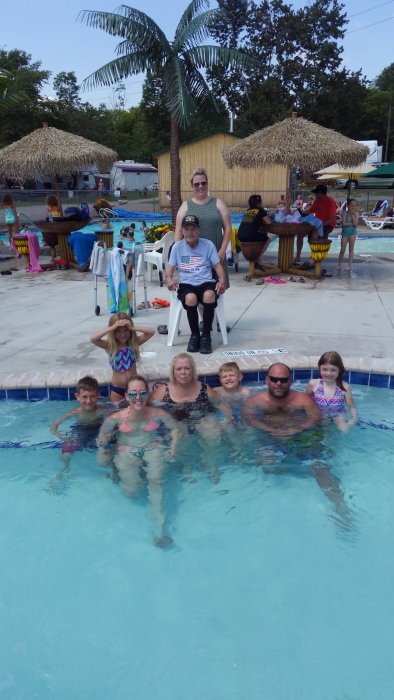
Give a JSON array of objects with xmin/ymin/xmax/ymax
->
[{"xmin": 178, "ymin": 282, "xmax": 217, "ymax": 308}]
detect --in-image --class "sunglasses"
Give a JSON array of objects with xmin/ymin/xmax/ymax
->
[
  {"xmin": 127, "ymin": 390, "xmax": 149, "ymax": 400},
  {"xmin": 193, "ymin": 181, "xmax": 208, "ymax": 188},
  {"xmin": 268, "ymin": 376, "xmax": 290, "ymax": 384}
]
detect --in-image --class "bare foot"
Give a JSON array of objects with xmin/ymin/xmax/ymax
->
[{"xmin": 154, "ymin": 534, "xmax": 173, "ymax": 548}]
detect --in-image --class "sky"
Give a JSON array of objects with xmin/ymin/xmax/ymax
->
[{"xmin": 2, "ymin": 0, "xmax": 394, "ymax": 110}]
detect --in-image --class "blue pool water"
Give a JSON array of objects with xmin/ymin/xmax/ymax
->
[{"xmin": 1, "ymin": 384, "xmax": 394, "ymax": 699}]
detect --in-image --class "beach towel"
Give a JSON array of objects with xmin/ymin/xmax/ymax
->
[
  {"xmin": 26, "ymin": 231, "xmax": 43, "ymax": 272},
  {"xmin": 108, "ymin": 247, "xmax": 130, "ymax": 313}
]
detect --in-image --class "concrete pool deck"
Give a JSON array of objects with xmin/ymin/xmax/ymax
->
[{"xmin": 2, "ymin": 225, "xmax": 394, "ymax": 391}]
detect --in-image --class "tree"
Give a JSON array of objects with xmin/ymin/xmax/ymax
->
[
  {"xmin": 79, "ymin": 0, "xmax": 256, "ymax": 219},
  {"xmin": 208, "ymin": 0, "xmax": 350, "ymax": 134},
  {"xmin": 53, "ymin": 71, "xmax": 81, "ymax": 106},
  {"xmin": 375, "ymin": 63, "xmax": 394, "ymax": 92},
  {"xmin": 0, "ymin": 49, "xmax": 50, "ymax": 147}
]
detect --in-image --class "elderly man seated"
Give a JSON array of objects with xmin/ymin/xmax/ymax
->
[{"xmin": 165, "ymin": 214, "xmax": 226, "ymax": 355}]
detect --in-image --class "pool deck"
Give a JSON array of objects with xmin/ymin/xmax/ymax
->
[{"xmin": 1, "ymin": 216, "xmax": 394, "ymax": 390}]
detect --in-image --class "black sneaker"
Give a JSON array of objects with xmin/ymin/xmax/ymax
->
[
  {"xmin": 200, "ymin": 335, "xmax": 212, "ymax": 354},
  {"xmin": 187, "ymin": 334, "xmax": 201, "ymax": 352}
]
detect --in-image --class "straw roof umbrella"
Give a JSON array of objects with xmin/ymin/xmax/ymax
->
[
  {"xmin": 223, "ymin": 114, "xmax": 369, "ymax": 172},
  {"xmin": 0, "ymin": 123, "xmax": 117, "ymax": 181}
]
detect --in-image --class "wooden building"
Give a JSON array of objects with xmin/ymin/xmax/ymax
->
[{"xmin": 156, "ymin": 131, "xmax": 288, "ymax": 209}]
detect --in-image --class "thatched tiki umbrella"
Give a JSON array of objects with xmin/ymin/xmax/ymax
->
[
  {"xmin": 223, "ymin": 114, "xmax": 369, "ymax": 174},
  {"xmin": 0, "ymin": 123, "xmax": 117, "ymax": 182}
]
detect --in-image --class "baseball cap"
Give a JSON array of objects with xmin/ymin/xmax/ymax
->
[
  {"xmin": 182, "ymin": 214, "xmax": 200, "ymax": 227},
  {"xmin": 311, "ymin": 184, "xmax": 328, "ymax": 195}
]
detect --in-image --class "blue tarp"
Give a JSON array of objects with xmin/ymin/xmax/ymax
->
[
  {"xmin": 67, "ymin": 231, "xmax": 97, "ymax": 265},
  {"xmin": 112, "ymin": 208, "xmax": 169, "ymax": 219}
]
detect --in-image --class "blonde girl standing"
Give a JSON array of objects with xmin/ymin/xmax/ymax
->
[{"xmin": 90, "ymin": 312, "xmax": 155, "ymax": 403}]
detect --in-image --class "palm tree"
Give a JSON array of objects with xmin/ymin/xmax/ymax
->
[
  {"xmin": 0, "ymin": 68, "xmax": 28, "ymax": 112},
  {"xmin": 79, "ymin": 0, "xmax": 255, "ymax": 219}
]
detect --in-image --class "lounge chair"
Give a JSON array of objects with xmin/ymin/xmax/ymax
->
[
  {"xmin": 362, "ymin": 214, "xmax": 394, "ymax": 231},
  {"xmin": 364, "ymin": 199, "xmax": 389, "ymax": 217}
]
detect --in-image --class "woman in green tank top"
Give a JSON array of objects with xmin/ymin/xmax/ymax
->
[{"xmin": 175, "ymin": 168, "xmax": 232, "ymax": 287}]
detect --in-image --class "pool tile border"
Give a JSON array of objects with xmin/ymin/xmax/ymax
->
[{"xmin": 2, "ymin": 363, "xmax": 394, "ymax": 400}]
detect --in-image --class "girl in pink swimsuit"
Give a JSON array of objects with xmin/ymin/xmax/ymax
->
[
  {"xmin": 306, "ymin": 351, "xmax": 358, "ymax": 432},
  {"xmin": 97, "ymin": 376, "xmax": 180, "ymax": 547}
]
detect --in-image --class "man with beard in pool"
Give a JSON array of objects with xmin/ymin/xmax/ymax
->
[{"xmin": 244, "ymin": 363, "xmax": 352, "ymax": 528}]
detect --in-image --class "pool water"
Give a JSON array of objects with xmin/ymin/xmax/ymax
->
[{"xmin": 1, "ymin": 384, "xmax": 394, "ymax": 699}]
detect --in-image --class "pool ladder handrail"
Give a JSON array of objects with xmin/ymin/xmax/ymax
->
[{"xmin": 99, "ymin": 207, "xmax": 119, "ymax": 222}]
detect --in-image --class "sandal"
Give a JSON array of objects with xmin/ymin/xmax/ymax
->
[
  {"xmin": 152, "ymin": 297, "xmax": 170, "ymax": 308},
  {"xmin": 137, "ymin": 301, "xmax": 151, "ymax": 309},
  {"xmin": 289, "ymin": 276, "xmax": 297, "ymax": 282},
  {"xmin": 157, "ymin": 325, "xmax": 180, "ymax": 335},
  {"xmin": 298, "ymin": 276, "xmax": 306, "ymax": 283}
]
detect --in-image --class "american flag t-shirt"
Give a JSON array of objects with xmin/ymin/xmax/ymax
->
[{"xmin": 180, "ymin": 253, "xmax": 204, "ymax": 274}]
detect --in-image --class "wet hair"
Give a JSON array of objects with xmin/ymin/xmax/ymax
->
[
  {"xmin": 219, "ymin": 361, "xmax": 242, "ymax": 376},
  {"xmin": 76, "ymin": 375, "xmax": 99, "ymax": 394},
  {"xmin": 130, "ymin": 223, "xmax": 136, "ymax": 230},
  {"xmin": 318, "ymin": 351, "xmax": 345, "ymax": 390},
  {"xmin": 127, "ymin": 375, "xmax": 148, "ymax": 391},
  {"xmin": 190, "ymin": 168, "xmax": 208, "ymax": 186},
  {"xmin": 46, "ymin": 194, "xmax": 60, "ymax": 207},
  {"xmin": 248, "ymin": 194, "xmax": 262, "ymax": 208},
  {"xmin": 267, "ymin": 362, "xmax": 291, "ymax": 378},
  {"xmin": 107, "ymin": 312, "xmax": 140, "ymax": 362},
  {"xmin": 120, "ymin": 226, "xmax": 130, "ymax": 236},
  {"xmin": 169, "ymin": 352, "xmax": 198, "ymax": 383},
  {"xmin": 2, "ymin": 194, "xmax": 14, "ymax": 206}
]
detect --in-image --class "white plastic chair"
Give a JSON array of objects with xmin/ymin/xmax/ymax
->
[
  {"xmin": 167, "ymin": 292, "xmax": 228, "ymax": 347},
  {"xmin": 136, "ymin": 231, "xmax": 175, "ymax": 286}
]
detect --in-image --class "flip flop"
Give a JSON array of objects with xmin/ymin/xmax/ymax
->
[
  {"xmin": 289, "ymin": 276, "xmax": 297, "ymax": 282},
  {"xmin": 152, "ymin": 297, "xmax": 170, "ymax": 308},
  {"xmin": 157, "ymin": 325, "xmax": 180, "ymax": 335},
  {"xmin": 137, "ymin": 301, "xmax": 151, "ymax": 309},
  {"xmin": 298, "ymin": 276, "xmax": 306, "ymax": 283}
]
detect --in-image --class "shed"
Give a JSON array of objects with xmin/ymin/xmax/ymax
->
[
  {"xmin": 156, "ymin": 132, "xmax": 288, "ymax": 209},
  {"xmin": 110, "ymin": 161, "xmax": 158, "ymax": 192}
]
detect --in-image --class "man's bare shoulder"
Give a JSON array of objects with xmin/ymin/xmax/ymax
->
[
  {"xmin": 288, "ymin": 390, "xmax": 316, "ymax": 408},
  {"xmin": 245, "ymin": 390, "xmax": 269, "ymax": 406}
]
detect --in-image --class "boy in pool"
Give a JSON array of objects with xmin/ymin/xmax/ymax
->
[
  {"xmin": 213, "ymin": 362, "xmax": 251, "ymax": 423},
  {"xmin": 50, "ymin": 376, "xmax": 109, "ymax": 472}
]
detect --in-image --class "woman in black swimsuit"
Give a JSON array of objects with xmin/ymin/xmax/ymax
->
[{"xmin": 150, "ymin": 353, "xmax": 221, "ymax": 481}]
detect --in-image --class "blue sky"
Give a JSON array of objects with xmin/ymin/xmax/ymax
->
[{"xmin": 3, "ymin": 0, "xmax": 394, "ymax": 109}]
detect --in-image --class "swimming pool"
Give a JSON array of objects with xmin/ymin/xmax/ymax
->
[{"xmin": 1, "ymin": 383, "xmax": 394, "ymax": 699}]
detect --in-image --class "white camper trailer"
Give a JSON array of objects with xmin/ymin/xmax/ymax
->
[{"xmin": 110, "ymin": 161, "xmax": 158, "ymax": 192}]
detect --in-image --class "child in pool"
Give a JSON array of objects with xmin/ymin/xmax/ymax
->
[
  {"xmin": 2, "ymin": 193, "xmax": 19, "ymax": 245},
  {"xmin": 50, "ymin": 375, "xmax": 109, "ymax": 488},
  {"xmin": 212, "ymin": 361, "xmax": 251, "ymax": 423},
  {"xmin": 306, "ymin": 351, "xmax": 358, "ymax": 432},
  {"xmin": 337, "ymin": 198, "xmax": 359, "ymax": 273},
  {"xmin": 97, "ymin": 375, "xmax": 180, "ymax": 547},
  {"xmin": 90, "ymin": 312, "xmax": 155, "ymax": 403}
]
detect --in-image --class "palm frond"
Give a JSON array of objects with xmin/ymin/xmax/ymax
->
[
  {"xmin": 186, "ymin": 45, "xmax": 258, "ymax": 71},
  {"xmin": 163, "ymin": 62, "xmax": 197, "ymax": 128},
  {"xmin": 175, "ymin": 0, "xmax": 209, "ymax": 41},
  {"xmin": 174, "ymin": 9, "xmax": 222, "ymax": 52},
  {"xmin": 79, "ymin": 8, "xmax": 170, "ymax": 51},
  {"xmin": 82, "ymin": 53, "xmax": 158, "ymax": 90}
]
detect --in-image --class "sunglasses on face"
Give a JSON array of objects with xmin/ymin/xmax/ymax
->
[
  {"xmin": 193, "ymin": 181, "xmax": 208, "ymax": 188},
  {"xmin": 128, "ymin": 390, "xmax": 149, "ymax": 400},
  {"xmin": 268, "ymin": 376, "xmax": 290, "ymax": 384}
]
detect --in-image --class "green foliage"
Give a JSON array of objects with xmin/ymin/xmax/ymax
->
[{"xmin": 53, "ymin": 72, "xmax": 81, "ymax": 106}]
